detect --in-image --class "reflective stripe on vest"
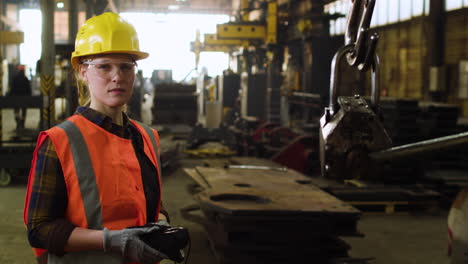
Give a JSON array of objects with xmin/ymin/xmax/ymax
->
[{"xmin": 57, "ymin": 120, "xmax": 103, "ymax": 229}]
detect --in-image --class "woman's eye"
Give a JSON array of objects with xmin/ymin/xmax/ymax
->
[
  {"xmin": 120, "ymin": 64, "xmax": 134, "ymax": 71},
  {"xmin": 96, "ymin": 64, "xmax": 111, "ymax": 70}
]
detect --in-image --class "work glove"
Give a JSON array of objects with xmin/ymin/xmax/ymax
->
[
  {"xmin": 103, "ymin": 226, "xmax": 169, "ymax": 264},
  {"xmin": 155, "ymin": 219, "xmax": 170, "ymax": 227}
]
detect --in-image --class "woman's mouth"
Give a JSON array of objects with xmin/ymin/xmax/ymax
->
[{"xmin": 109, "ymin": 88, "xmax": 126, "ymax": 94}]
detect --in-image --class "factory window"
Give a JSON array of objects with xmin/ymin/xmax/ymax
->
[
  {"xmin": 19, "ymin": 9, "xmax": 42, "ymax": 74},
  {"xmin": 324, "ymin": 0, "xmax": 350, "ymax": 35},
  {"xmin": 55, "ymin": 11, "xmax": 68, "ymax": 42},
  {"xmin": 412, "ymin": 0, "xmax": 427, "ymax": 16},
  {"xmin": 388, "ymin": 0, "xmax": 399, "ymax": 23},
  {"xmin": 325, "ymin": 0, "xmax": 430, "ymax": 36},
  {"xmin": 445, "ymin": 0, "xmax": 468, "ymax": 10},
  {"xmin": 373, "ymin": 0, "xmax": 387, "ymax": 26},
  {"xmin": 54, "ymin": 11, "xmax": 87, "ymax": 43},
  {"xmin": 19, "ymin": 9, "xmax": 86, "ymax": 73},
  {"xmin": 399, "ymin": 1, "xmax": 412, "ymax": 21}
]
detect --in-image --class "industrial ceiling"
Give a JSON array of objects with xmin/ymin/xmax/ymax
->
[{"xmin": 15, "ymin": 0, "xmax": 235, "ymax": 14}]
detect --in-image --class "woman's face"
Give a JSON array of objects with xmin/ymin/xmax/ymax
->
[{"xmin": 79, "ymin": 54, "xmax": 136, "ymax": 111}]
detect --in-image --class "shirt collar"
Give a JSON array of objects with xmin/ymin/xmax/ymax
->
[{"xmin": 75, "ymin": 106, "xmax": 130, "ymax": 137}]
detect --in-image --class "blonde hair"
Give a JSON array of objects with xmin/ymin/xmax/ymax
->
[{"xmin": 74, "ymin": 71, "xmax": 91, "ymax": 106}]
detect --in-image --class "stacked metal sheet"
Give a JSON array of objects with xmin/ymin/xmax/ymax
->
[
  {"xmin": 287, "ymin": 92, "xmax": 323, "ymax": 127},
  {"xmin": 184, "ymin": 160, "xmax": 368, "ymax": 264},
  {"xmin": 419, "ymin": 102, "xmax": 465, "ymax": 170},
  {"xmin": 379, "ymin": 97, "xmax": 422, "ymax": 146},
  {"xmin": 419, "ymin": 102, "xmax": 460, "ymax": 139},
  {"xmin": 378, "ymin": 98, "xmax": 424, "ymax": 184},
  {"xmin": 152, "ymin": 83, "xmax": 197, "ymax": 125}
]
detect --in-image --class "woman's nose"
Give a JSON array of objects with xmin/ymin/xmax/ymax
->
[{"xmin": 110, "ymin": 68, "xmax": 124, "ymax": 81}]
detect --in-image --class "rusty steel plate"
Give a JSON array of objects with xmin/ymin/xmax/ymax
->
[
  {"xmin": 195, "ymin": 188, "xmax": 359, "ymax": 216},
  {"xmin": 228, "ymin": 157, "xmax": 283, "ymax": 167},
  {"xmin": 202, "ymin": 157, "xmax": 285, "ymax": 169},
  {"xmin": 188, "ymin": 166, "xmax": 317, "ymax": 191},
  {"xmin": 188, "ymin": 166, "xmax": 359, "ymax": 215}
]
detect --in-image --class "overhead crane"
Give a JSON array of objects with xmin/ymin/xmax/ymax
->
[{"xmin": 191, "ymin": 0, "xmax": 278, "ymax": 71}]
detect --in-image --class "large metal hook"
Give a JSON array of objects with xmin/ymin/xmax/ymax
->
[
  {"xmin": 344, "ymin": 0, "xmax": 377, "ymax": 71},
  {"xmin": 328, "ymin": 43, "xmax": 380, "ymax": 116}
]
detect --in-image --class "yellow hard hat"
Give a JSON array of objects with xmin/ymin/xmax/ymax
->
[{"xmin": 71, "ymin": 12, "xmax": 149, "ymax": 69}]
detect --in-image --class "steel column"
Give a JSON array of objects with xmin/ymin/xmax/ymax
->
[
  {"xmin": 428, "ymin": 0, "xmax": 445, "ymax": 67},
  {"xmin": 68, "ymin": 0, "xmax": 78, "ymax": 45},
  {"xmin": 0, "ymin": 0, "xmax": 3, "ymax": 144},
  {"xmin": 40, "ymin": 0, "xmax": 56, "ymax": 128},
  {"xmin": 66, "ymin": 0, "xmax": 79, "ymax": 117},
  {"xmin": 85, "ymin": 0, "xmax": 93, "ymax": 19}
]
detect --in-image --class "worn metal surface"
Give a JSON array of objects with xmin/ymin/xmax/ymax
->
[
  {"xmin": 184, "ymin": 164, "xmax": 361, "ymax": 219},
  {"xmin": 183, "ymin": 159, "xmax": 365, "ymax": 264},
  {"xmin": 230, "ymin": 156, "xmax": 283, "ymax": 167},
  {"xmin": 224, "ymin": 164, "xmax": 288, "ymax": 172},
  {"xmin": 320, "ymin": 95, "xmax": 392, "ymax": 180},
  {"xmin": 195, "ymin": 186, "xmax": 359, "ymax": 216},
  {"xmin": 202, "ymin": 156, "xmax": 283, "ymax": 168}
]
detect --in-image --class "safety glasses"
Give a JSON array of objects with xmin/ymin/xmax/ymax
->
[{"xmin": 82, "ymin": 60, "xmax": 138, "ymax": 78}]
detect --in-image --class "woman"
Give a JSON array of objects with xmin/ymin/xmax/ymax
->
[{"xmin": 24, "ymin": 12, "xmax": 169, "ymax": 264}]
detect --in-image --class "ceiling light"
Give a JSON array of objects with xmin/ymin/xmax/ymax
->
[
  {"xmin": 168, "ymin": 5, "xmax": 180, "ymax": 10},
  {"xmin": 56, "ymin": 1, "xmax": 64, "ymax": 8}
]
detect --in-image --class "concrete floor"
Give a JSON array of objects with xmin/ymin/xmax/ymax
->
[{"xmin": 0, "ymin": 158, "xmax": 452, "ymax": 264}]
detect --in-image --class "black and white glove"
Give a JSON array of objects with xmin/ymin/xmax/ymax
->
[
  {"xmin": 155, "ymin": 219, "xmax": 170, "ymax": 227},
  {"xmin": 103, "ymin": 226, "xmax": 169, "ymax": 264}
]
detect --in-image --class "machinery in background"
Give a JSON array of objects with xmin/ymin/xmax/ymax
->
[
  {"xmin": 151, "ymin": 69, "xmax": 173, "ymax": 87},
  {"xmin": 151, "ymin": 71, "xmax": 198, "ymax": 126},
  {"xmin": 185, "ymin": 68, "xmax": 321, "ymax": 175},
  {"xmin": 186, "ymin": 0, "xmax": 338, "ymax": 167}
]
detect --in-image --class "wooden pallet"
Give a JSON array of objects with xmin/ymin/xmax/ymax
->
[
  {"xmin": 348, "ymin": 201, "xmax": 408, "ymax": 214},
  {"xmin": 348, "ymin": 200, "xmax": 439, "ymax": 214}
]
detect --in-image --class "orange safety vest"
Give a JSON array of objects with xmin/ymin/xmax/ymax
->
[{"xmin": 24, "ymin": 115, "xmax": 162, "ymax": 263}]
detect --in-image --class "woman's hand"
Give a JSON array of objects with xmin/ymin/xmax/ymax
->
[{"xmin": 103, "ymin": 226, "xmax": 168, "ymax": 264}]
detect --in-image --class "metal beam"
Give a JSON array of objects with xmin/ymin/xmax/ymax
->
[
  {"xmin": 0, "ymin": 0, "xmax": 3, "ymax": 144},
  {"xmin": 40, "ymin": 0, "xmax": 56, "ymax": 128},
  {"xmin": 370, "ymin": 131, "xmax": 468, "ymax": 161},
  {"xmin": 0, "ymin": 31, "xmax": 23, "ymax": 44},
  {"xmin": 217, "ymin": 23, "xmax": 266, "ymax": 40}
]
